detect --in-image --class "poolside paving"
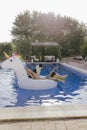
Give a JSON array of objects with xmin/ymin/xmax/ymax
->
[
  {"xmin": 1, "ymin": 61, "xmax": 87, "ymax": 130},
  {"xmin": 0, "ymin": 105, "xmax": 87, "ymax": 130},
  {"xmin": 61, "ymin": 58, "xmax": 87, "ymax": 71},
  {"xmin": 1, "ymin": 118, "xmax": 87, "ymax": 130}
]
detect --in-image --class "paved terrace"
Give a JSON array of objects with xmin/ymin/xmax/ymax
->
[
  {"xmin": 0, "ymin": 105, "xmax": 87, "ymax": 130},
  {"xmin": 1, "ymin": 61, "xmax": 87, "ymax": 130},
  {"xmin": 61, "ymin": 57, "xmax": 87, "ymax": 71}
]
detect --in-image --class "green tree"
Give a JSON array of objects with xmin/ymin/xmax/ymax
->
[
  {"xmin": 0, "ymin": 43, "xmax": 12, "ymax": 60},
  {"xmin": 11, "ymin": 10, "xmax": 86, "ymax": 58},
  {"xmin": 58, "ymin": 17, "xmax": 85, "ymax": 56},
  {"xmin": 80, "ymin": 39, "xmax": 87, "ymax": 59},
  {"xmin": 13, "ymin": 39, "xmax": 31, "ymax": 59},
  {"xmin": 11, "ymin": 10, "xmax": 32, "ymax": 56}
]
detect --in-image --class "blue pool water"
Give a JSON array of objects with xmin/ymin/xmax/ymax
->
[{"xmin": 0, "ymin": 63, "xmax": 87, "ymax": 107}]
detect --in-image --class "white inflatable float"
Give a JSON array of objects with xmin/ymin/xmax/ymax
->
[{"xmin": 1, "ymin": 56, "xmax": 57, "ymax": 90}]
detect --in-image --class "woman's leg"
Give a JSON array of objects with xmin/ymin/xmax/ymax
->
[{"xmin": 26, "ymin": 67, "xmax": 40, "ymax": 79}]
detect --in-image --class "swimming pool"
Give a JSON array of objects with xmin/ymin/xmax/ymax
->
[{"xmin": 0, "ymin": 63, "xmax": 87, "ymax": 107}]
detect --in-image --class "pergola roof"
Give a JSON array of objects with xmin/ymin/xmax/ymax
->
[{"xmin": 31, "ymin": 42, "xmax": 58, "ymax": 46}]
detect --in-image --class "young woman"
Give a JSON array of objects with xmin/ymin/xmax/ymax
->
[{"xmin": 26, "ymin": 65, "xmax": 68, "ymax": 82}]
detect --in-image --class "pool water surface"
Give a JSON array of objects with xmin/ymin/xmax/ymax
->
[{"xmin": 0, "ymin": 63, "xmax": 87, "ymax": 107}]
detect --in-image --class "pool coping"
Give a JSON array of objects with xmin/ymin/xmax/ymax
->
[
  {"xmin": 61, "ymin": 62, "xmax": 87, "ymax": 75},
  {"xmin": 0, "ymin": 104, "xmax": 87, "ymax": 121}
]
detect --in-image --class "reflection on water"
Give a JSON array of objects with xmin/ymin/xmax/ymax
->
[{"xmin": 0, "ymin": 63, "xmax": 87, "ymax": 107}]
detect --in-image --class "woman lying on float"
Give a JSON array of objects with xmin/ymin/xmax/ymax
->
[{"xmin": 26, "ymin": 66, "xmax": 68, "ymax": 82}]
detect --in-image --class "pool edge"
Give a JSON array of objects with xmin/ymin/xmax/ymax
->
[{"xmin": 0, "ymin": 105, "xmax": 87, "ymax": 121}]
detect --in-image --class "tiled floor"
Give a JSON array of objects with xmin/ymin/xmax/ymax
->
[
  {"xmin": 0, "ymin": 105, "xmax": 87, "ymax": 130},
  {"xmin": 0, "ymin": 119, "xmax": 87, "ymax": 130}
]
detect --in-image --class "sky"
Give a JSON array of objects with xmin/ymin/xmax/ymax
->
[{"xmin": 0, "ymin": 0, "xmax": 87, "ymax": 42}]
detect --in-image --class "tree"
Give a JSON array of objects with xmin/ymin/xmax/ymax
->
[
  {"xmin": 13, "ymin": 39, "xmax": 31, "ymax": 59},
  {"xmin": 0, "ymin": 43, "xmax": 13, "ymax": 60},
  {"xmin": 58, "ymin": 17, "xmax": 85, "ymax": 56},
  {"xmin": 80, "ymin": 39, "xmax": 87, "ymax": 59},
  {"xmin": 11, "ymin": 10, "xmax": 86, "ymax": 58},
  {"xmin": 11, "ymin": 10, "xmax": 32, "ymax": 56}
]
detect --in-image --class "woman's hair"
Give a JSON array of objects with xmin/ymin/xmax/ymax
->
[
  {"xmin": 50, "ymin": 72, "xmax": 56, "ymax": 77},
  {"xmin": 39, "ymin": 64, "xmax": 42, "ymax": 67}
]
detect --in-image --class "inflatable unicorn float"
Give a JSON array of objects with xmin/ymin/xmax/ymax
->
[{"xmin": 0, "ymin": 52, "xmax": 67, "ymax": 90}]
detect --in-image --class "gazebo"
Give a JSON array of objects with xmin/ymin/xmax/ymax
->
[
  {"xmin": 31, "ymin": 42, "xmax": 58, "ymax": 46},
  {"xmin": 31, "ymin": 41, "xmax": 60, "ymax": 61}
]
